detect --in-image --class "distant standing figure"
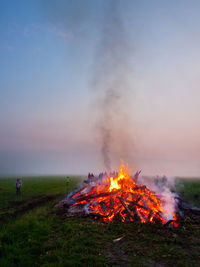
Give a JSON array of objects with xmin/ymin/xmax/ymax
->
[
  {"xmin": 133, "ymin": 170, "xmax": 141, "ymax": 183},
  {"xmin": 91, "ymin": 173, "xmax": 94, "ymax": 181},
  {"xmin": 15, "ymin": 178, "xmax": 22, "ymax": 194},
  {"xmin": 66, "ymin": 177, "xmax": 70, "ymax": 191}
]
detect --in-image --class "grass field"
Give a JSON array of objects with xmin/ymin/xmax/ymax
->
[{"xmin": 0, "ymin": 176, "xmax": 200, "ymax": 266}]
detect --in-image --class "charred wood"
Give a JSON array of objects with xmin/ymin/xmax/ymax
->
[{"xmin": 117, "ymin": 197, "xmax": 135, "ymax": 220}]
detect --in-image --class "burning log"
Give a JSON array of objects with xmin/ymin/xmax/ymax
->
[
  {"xmin": 69, "ymin": 190, "xmax": 120, "ymax": 205},
  {"xmin": 100, "ymin": 201, "xmax": 109, "ymax": 213},
  {"xmin": 123, "ymin": 198, "xmax": 149, "ymax": 211},
  {"xmin": 117, "ymin": 197, "xmax": 135, "ymax": 220},
  {"xmin": 164, "ymin": 219, "xmax": 176, "ymax": 227},
  {"xmin": 109, "ymin": 197, "xmax": 114, "ymax": 210}
]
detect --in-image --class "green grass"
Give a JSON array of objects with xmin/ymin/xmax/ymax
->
[
  {"xmin": 0, "ymin": 176, "xmax": 82, "ymax": 208},
  {"xmin": 175, "ymin": 178, "xmax": 200, "ymax": 208},
  {"xmin": 0, "ymin": 176, "xmax": 200, "ymax": 266}
]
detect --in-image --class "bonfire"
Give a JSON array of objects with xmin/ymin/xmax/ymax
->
[{"xmin": 59, "ymin": 164, "xmax": 178, "ymax": 227}]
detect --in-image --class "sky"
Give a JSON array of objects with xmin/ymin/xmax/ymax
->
[{"xmin": 0, "ymin": 0, "xmax": 200, "ymax": 176}]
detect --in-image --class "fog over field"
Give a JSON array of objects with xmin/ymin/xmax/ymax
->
[{"xmin": 1, "ymin": 0, "xmax": 200, "ymax": 176}]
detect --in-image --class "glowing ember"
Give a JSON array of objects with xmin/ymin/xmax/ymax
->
[{"xmin": 62, "ymin": 163, "xmax": 178, "ymax": 226}]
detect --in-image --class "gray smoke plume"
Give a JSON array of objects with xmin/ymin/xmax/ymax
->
[
  {"xmin": 41, "ymin": 0, "xmax": 134, "ymax": 171},
  {"xmin": 92, "ymin": 1, "xmax": 134, "ymax": 171}
]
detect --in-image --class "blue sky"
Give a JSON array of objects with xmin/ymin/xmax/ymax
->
[{"xmin": 1, "ymin": 0, "xmax": 200, "ymax": 176}]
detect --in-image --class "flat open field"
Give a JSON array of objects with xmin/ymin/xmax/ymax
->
[{"xmin": 0, "ymin": 176, "xmax": 200, "ymax": 266}]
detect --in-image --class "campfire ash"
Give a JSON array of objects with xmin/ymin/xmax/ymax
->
[{"xmin": 58, "ymin": 163, "xmax": 179, "ymax": 227}]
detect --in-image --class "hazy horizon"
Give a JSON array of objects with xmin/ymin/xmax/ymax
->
[{"xmin": 1, "ymin": 0, "xmax": 200, "ymax": 177}]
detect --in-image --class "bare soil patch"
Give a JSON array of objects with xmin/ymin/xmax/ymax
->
[{"xmin": 0, "ymin": 194, "xmax": 60, "ymax": 222}]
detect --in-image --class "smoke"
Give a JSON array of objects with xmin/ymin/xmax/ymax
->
[
  {"xmin": 139, "ymin": 175, "xmax": 177, "ymax": 221},
  {"xmin": 92, "ymin": 0, "xmax": 134, "ymax": 171},
  {"xmin": 41, "ymin": 0, "xmax": 134, "ymax": 171}
]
